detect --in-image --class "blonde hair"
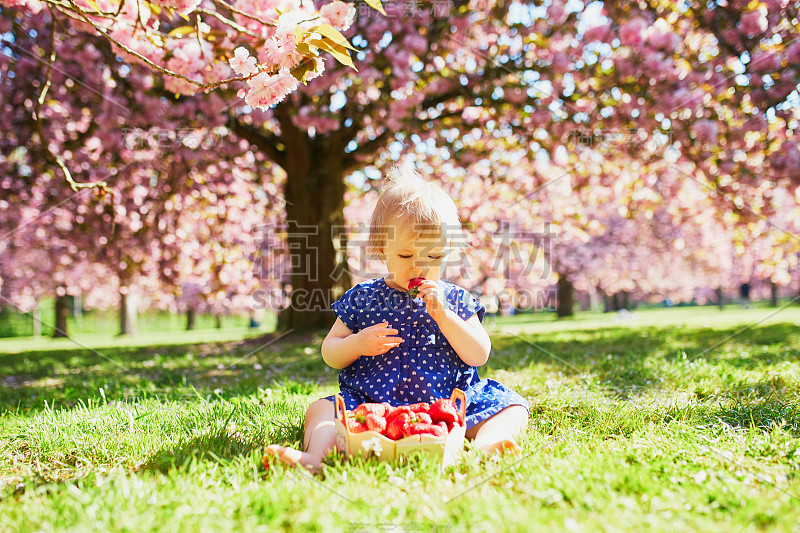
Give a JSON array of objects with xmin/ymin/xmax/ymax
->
[{"xmin": 367, "ymin": 164, "xmax": 467, "ymax": 260}]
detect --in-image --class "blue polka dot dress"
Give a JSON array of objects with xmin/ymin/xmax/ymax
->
[{"xmin": 322, "ymin": 277, "xmax": 530, "ymax": 430}]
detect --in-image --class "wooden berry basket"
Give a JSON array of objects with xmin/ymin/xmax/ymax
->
[{"xmin": 334, "ymin": 388, "xmax": 467, "ymax": 467}]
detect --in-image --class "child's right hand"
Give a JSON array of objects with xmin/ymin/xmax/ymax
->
[{"xmin": 356, "ymin": 321, "xmax": 404, "ymax": 356}]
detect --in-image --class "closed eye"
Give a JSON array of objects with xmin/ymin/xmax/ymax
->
[{"xmin": 399, "ymin": 254, "xmax": 443, "ymax": 260}]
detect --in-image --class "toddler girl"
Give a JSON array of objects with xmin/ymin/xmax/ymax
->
[{"xmin": 265, "ymin": 166, "xmax": 529, "ymax": 473}]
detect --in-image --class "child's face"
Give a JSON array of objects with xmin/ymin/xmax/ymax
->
[{"xmin": 381, "ymin": 222, "xmax": 449, "ymax": 291}]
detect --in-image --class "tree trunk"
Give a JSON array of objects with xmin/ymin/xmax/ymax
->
[
  {"xmin": 620, "ymin": 290, "xmax": 630, "ymax": 310},
  {"xmin": 215, "ymin": 313, "xmax": 223, "ymax": 329},
  {"xmin": 276, "ymin": 139, "xmax": 352, "ymax": 333},
  {"xmin": 715, "ymin": 287, "xmax": 724, "ymax": 310},
  {"xmin": 612, "ymin": 293, "xmax": 622, "ymax": 311},
  {"xmin": 120, "ymin": 290, "xmax": 137, "ymax": 336},
  {"xmin": 578, "ymin": 291, "xmax": 590, "ymax": 312},
  {"xmin": 54, "ymin": 290, "xmax": 69, "ymax": 337},
  {"xmin": 603, "ymin": 291, "xmax": 612, "ymax": 313},
  {"xmin": 556, "ymin": 274, "xmax": 574, "ymax": 317},
  {"xmin": 588, "ymin": 286, "xmax": 600, "ymax": 313},
  {"xmin": 186, "ymin": 307, "xmax": 196, "ymax": 330},
  {"xmin": 32, "ymin": 306, "xmax": 42, "ymax": 337},
  {"xmin": 770, "ymin": 281, "xmax": 778, "ymax": 307}
]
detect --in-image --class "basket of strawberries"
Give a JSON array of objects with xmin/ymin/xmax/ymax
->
[{"xmin": 334, "ymin": 388, "xmax": 467, "ymax": 467}]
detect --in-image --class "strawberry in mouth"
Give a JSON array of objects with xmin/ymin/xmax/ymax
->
[{"xmin": 407, "ymin": 277, "xmax": 426, "ymax": 298}]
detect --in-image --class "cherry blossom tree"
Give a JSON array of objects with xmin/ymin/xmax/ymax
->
[{"xmin": 0, "ymin": 9, "xmax": 279, "ymax": 335}]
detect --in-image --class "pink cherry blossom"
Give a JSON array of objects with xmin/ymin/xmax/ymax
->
[
  {"xmin": 691, "ymin": 119, "xmax": 719, "ymax": 143},
  {"xmin": 749, "ymin": 50, "xmax": 781, "ymax": 72},
  {"xmin": 229, "ymin": 47, "xmax": 259, "ymax": 77},
  {"xmin": 584, "ymin": 23, "xmax": 612, "ymax": 43},
  {"xmin": 619, "ymin": 18, "xmax": 648, "ymax": 47},
  {"xmin": 739, "ymin": 9, "xmax": 768, "ymax": 35},
  {"xmin": 150, "ymin": 0, "xmax": 202, "ymax": 16},
  {"xmin": 786, "ymin": 41, "xmax": 800, "ymax": 64},
  {"xmin": 244, "ymin": 70, "xmax": 299, "ymax": 110},
  {"xmin": 320, "ymin": 0, "xmax": 356, "ymax": 31},
  {"xmin": 0, "ymin": 0, "xmax": 43, "ymax": 13}
]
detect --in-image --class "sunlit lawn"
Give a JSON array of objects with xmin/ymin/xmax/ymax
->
[{"xmin": 1, "ymin": 305, "xmax": 799, "ymax": 531}]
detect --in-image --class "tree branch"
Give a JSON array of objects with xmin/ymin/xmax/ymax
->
[{"xmin": 227, "ymin": 115, "xmax": 287, "ymax": 169}]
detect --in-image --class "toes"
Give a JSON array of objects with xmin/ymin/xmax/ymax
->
[
  {"xmin": 262, "ymin": 445, "xmax": 322, "ymax": 474},
  {"xmin": 497, "ymin": 439, "xmax": 522, "ymax": 456},
  {"xmin": 263, "ymin": 444, "xmax": 301, "ymax": 469},
  {"xmin": 477, "ymin": 439, "xmax": 523, "ymax": 457}
]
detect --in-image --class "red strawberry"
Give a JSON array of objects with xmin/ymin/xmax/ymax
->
[
  {"xmin": 406, "ymin": 423, "xmax": 447, "ymax": 438},
  {"xmin": 407, "ymin": 277, "xmax": 426, "ymax": 298},
  {"xmin": 386, "ymin": 412, "xmax": 412, "ymax": 440},
  {"xmin": 347, "ymin": 417, "xmax": 368, "ymax": 433},
  {"xmin": 406, "ymin": 402, "xmax": 430, "ymax": 413},
  {"xmin": 354, "ymin": 403, "xmax": 388, "ymax": 421},
  {"xmin": 414, "ymin": 412, "xmax": 433, "ymax": 424},
  {"xmin": 365, "ymin": 413, "xmax": 387, "ymax": 434},
  {"xmin": 385, "ymin": 406, "xmax": 414, "ymax": 424},
  {"xmin": 429, "ymin": 398, "xmax": 459, "ymax": 425}
]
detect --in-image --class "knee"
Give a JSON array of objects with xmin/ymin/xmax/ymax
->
[
  {"xmin": 465, "ymin": 404, "xmax": 529, "ymax": 439},
  {"xmin": 305, "ymin": 399, "xmax": 335, "ymax": 423},
  {"xmin": 496, "ymin": 405, "xmax": 530, "ymax": 436},
  {"xmin": 511, "ymin": 405, "xmax": 529, "ymax": 424}
]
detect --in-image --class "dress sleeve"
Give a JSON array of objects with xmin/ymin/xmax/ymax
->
[
  {"xmin": 331, "ymin": 286, "xmax": 363, "ymax": 333},
  {"xmin": 454, "ymin": 286, "xmax": 486, "ymax": 324}
]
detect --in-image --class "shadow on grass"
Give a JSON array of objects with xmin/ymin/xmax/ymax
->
[
  {"xmin": 710, "ymin": 399, "xmax": 800, "ymax": 437},
  {"xmin": 2, "ymin": 322, "xmax": 798, "ymax": 414},
  {"xmin": 140, "ymin": 431, "xmax": 266, "ymax": 473},
  {"xmin": 0, "ymin": 330, "xmax": 331, "ymax": 413},
  {"xmin": 139, "ymin": 399, "xmax": 307, "ymax": 474},
  {"xmin": 487, "ymin": 322, "xmax": 799, "ymax": 398}
]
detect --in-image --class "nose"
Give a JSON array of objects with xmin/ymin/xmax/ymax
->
[{"xmin": 414, "ymin": 265, "xmax": 430, "ymax": 277}]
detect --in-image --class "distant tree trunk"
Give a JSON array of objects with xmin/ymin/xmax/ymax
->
[
  {"xmin": 32, "ymin": 305, "xmax": 42, "ymax": 337},
  {"xmin": 578, "ymin": 291, "xmax": 590, "ymax": 312},
  {"xmin": 556, "ymin": 274, "xmax": 574, "ymax": 317},
  {"xmin": 715, "ymin": 287, "xmax": 724, "ymax": 310},
  {"xmin": 215, "ymin": 313, "xmax": 223, "ymax": 329},
  {"xmin": 186, "ymin": 307, "xmax": 196, "ymax": 330},
  {"xmin": 620, "ymin": 290, "xmax": 630, "ymax": 310},
  {"xmin": 603, "ymin": 291, "xmax": 612, "ymax": 313},
  {"xmin": 120, "ymin": 290, "xmax": 137, "ymax": 336},
  {"xmin": 588, "ymin": 286, "xmax": 600, "ymax": 313},
  {"xmin": 770, "ymin": 282, "xmax": 778, "ymax": 307},
  {"xmin": 54, "ymin": 290, "xmax": 69, "ymax": 338}
]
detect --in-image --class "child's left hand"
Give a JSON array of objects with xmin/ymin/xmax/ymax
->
[{"xmin": 416, "ymin": 280, "xmax": 448, "ymax": 323}]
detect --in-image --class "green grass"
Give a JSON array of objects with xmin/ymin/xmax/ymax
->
[{"xmin": 1, "ymin": 307, "xmax": 799, "ymax": 531}]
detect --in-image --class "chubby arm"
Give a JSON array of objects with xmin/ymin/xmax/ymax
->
[
  {"xmin": 436, "ymin": 311, "xmax": 491, "ymax": 367},
  {"xmin": 321, "ymin": 319, "xmax": 404, "ymax": 370}
]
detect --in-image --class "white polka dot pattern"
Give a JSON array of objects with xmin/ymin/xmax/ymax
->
[{"xmin": 324, "ymin": 277, "xmax": 529, "ymax": 429}]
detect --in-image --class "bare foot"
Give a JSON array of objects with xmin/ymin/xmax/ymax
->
[
  {"xmin": 263, "ymin": 444, "xmax": 323, "ymax": 474},
  {"xmin": 477, "ymin": 438, "xmax": 523, "ymax": 457}
]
